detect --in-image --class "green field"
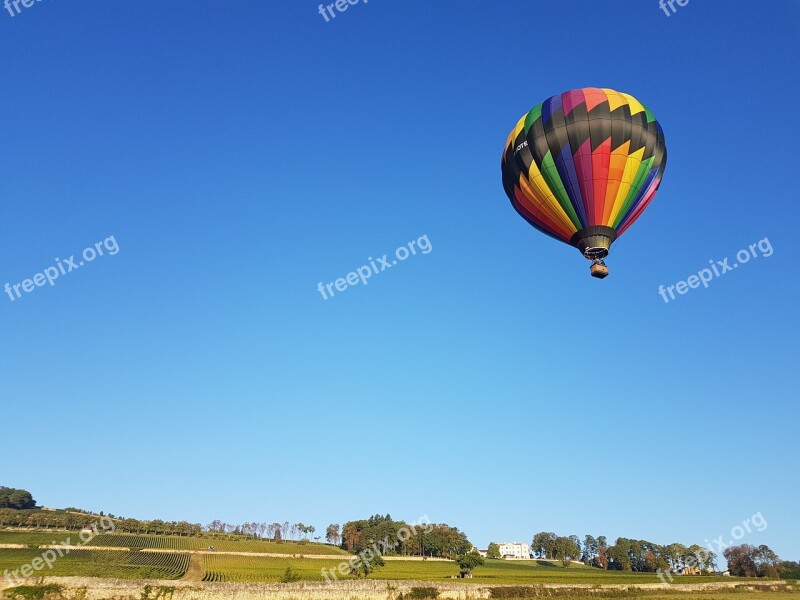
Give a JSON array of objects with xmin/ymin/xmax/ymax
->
[
  {"xmin": 201, "ymin": 554, "xmax": 339, "ymax": 582},
  {"xmin": 0, "ymin": 549, "xmax": 188, "ymax": 580},
  {"xmin": 197, "ymin": 555, "xmax": 748, "ymax": 585},
  {"xmin": 0, "ymin": 531, "xmax": 347, "ymax": 555},
  {"xmin": 0, "ymin": 535, "xmax": 784, "ymax": 588}
]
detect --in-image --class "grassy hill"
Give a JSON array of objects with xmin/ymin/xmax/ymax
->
[
  {"xmin": 0, "ymin": 530, "xmax": 348, "ymax": 556},
  {"xmin": 0, "ymin": 531, "xmax": 750, "ymax": 585}
]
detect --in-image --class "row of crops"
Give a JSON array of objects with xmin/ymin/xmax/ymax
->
[
  {"xmin": 0, "ymin": 531, "xmax": 347, "ymax": 555},
  {"xmin": 0, "ymin": 548, "xmax": 189, "ymax": 580},
  {"xmin": 89, "ymin": 534, "xmax": 345, "ymax": 555},
  {"xmin": 197, "ymin": 556, "xmax": 731, "ymax": 585},
  {"xmin": 89, "ymin": 534, "xmax": 203, "ymax": 550},
  {"xmin": 201, "ymin": 554, "xmax": 345, "ymax": 582},
  {"xmin": 0, "ymin": 530, "xmax": 78, "ymax": 546},
  {"xmin": 1, "ymin": 548, "xmax": 744, "ymax": 585}
]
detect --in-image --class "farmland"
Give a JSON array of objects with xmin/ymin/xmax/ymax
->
[
  {"xmin": 0, "ymin": 531, "xmax": 347, "ymax": 556},
  {"xmin": 200, "ymin": 554, "xmax": 341, "ymax": 582},
  {"xmin": 0, "ymin": 543, "xmax": 756, "ymax": 585},
  {"xmin": 195, "ymin": 555, "xmax": 753, "ymax": 584},
  {"xmin": 0, "ymin": 548, "xmax": 189, "ymax": 579},
  {"xmin": 0, "ymin": 530, "xmax": 792, "ymax": 595}
]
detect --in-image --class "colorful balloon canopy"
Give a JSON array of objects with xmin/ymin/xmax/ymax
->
[{"xmin": 501, "ymin": 87, "xmax": 667, "ymax": 277}]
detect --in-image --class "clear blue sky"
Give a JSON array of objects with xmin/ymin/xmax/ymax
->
[{"xmin": 1, "ymin": 0, "xmax": 797, "ymax": 563}]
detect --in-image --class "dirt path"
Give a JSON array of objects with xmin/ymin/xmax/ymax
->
[{"xmin": 181, "ymin": 554, "xmax": 205, "ymax": 581}]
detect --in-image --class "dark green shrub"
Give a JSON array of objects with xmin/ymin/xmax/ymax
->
[
  {"xmin": 2, "ymin": 584, "xmax": 64, "ymax": 600},
  {"xmin": 281, "ymin": 566, "xmax": 301, "ymax": 583},
  {"xmin": 489, "ymin": 587, "xmax": 542, "ymax": 598},
  {"xmin": 400, "ymin": 587, "xmax": 439, "ymax": 599}
]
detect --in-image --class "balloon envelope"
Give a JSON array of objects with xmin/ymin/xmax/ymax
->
[{"xmin": 501, "ymin": 88, "xmax": 667, "ymax": 258}]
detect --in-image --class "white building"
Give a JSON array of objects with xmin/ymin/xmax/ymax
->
[{"xmin": 497, "ymin": 542, "xmax": 531, "ymax": 559}]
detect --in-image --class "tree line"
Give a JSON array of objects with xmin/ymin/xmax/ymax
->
[
  {"xmin": 724, "ymin": 545, "xmax": 791, "ymax": 578},
  {"xmin": 531, "ymin": 531, "xmax": 718, "ymax": 572},
  {"xmin": 332, "ymin": 514, "xmax": 482, "ymax": 580},
  {"xmin": 206, "ymin": 520, "xmax": 317, "ymax": 541},
  {"xmin": 340, "ymin": 514, "xmax": 473, "ymax": 559},
  {"xmin": 530, "ymin": 531, "xmax": 797, "ymax": 579},
  {"xmin": 0, "ymin": 508, "xmax": 327, "ymax": 542}
]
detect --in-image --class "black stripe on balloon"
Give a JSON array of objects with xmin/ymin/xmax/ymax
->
[
  {"xmin": 564, "ymin": 102, "xmax": 591, "ymax": 152},
  {"xmin": 652, "ymin": 123, "xmax": 667, "ymax": 174},
  {"xmin": 502, "ymin": 140, "xmax": 523, "ymax": 193},
  {"xmin": 610, "ymin": 104, "xmax": 632, "ymax": 152},
  {"xmin": 511, "ymin": 128, "xmax": 537, "ymax": 189},
  {"xmin": 642, "ymin": 119, "xmax": 661, "ymax": 161},
  {"xmin": 628, "ymin": 112, "xmax": 651, "ymax": 155},
  {"xmin": 587, "ymin": 101, "xmax": 612, "ymax": 152},
  {"xmin": 526, "ymin": 118, "xmax": 550, "ymax": 169},
  {"xmin": 543, "ymin": 107, "xmax": 570, "ymax": 169}
]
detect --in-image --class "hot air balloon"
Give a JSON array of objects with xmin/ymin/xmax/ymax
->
[{"xmin": 501, "ymin": 88, "xmax": 667, "ymax": 279}]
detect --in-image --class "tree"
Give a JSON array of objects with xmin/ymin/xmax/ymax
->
[
  {"xmin": 779, "ymin": 561, "xmax": 800, "ymax": 579},
  {"xmin": 756, "ymin": 545, "xmax": 782, "ymax": 578},
  {"xmin": 531, "ymin": 532, "xmax": 557, "ymax": 559},
  {"xmin": 272, "ymin": 522, "xmax": 283, "ymax": 542},
  {"xmin": 0, "ymin": 487, "xmax": 36, "ymax": 510},
  {"xmin": 456, "ymin": 552, "xmax": 484, "ymax": 578},
  {"xmin": 326, "ymin": 523, "xmax": 341, "ymax": 546},
  {"xmin": 553, "ymin": 536, "xmax": 581, "ymax": 567},
  {"xmin": 568, "ymin": 535, "xmax": 582, "ymax": 565},
  {"xmin": 341, "ymin": 521, "xmax": 367, "ymax": 553},
  {"xmin": 666, "ymin": 543, "xmax": 690, "ymax": 572},
  {"xmin": 723, "ymin": 544, "xmax": 781, "ymax": 578},
  {"xmin": 607, "ymin": 540, "xmax": 632, "ymax": 571},
  {"xmin": 422, "ymin": 524, "xmax": 472, "ymax": 559},
  {"xmin": 725, "ymin": 544, "xmax": 759, "ymax": 577},
  {"xmin": 281, "ymin": 567, "xmax": 301, "ymax": 583},
  {"xmin": 687, "ymin": 544, "xmax": 716, "ymax": 572},
  {"xmin": 486, "ymin": 543, "xmax": 501, "ymax": 559},
  {"xmin": 582, "ymin": 535, "xmax": 598, "ymax": 565},
  {"xmin": 349, "ymin": 553, "xmax": 385, "ymax": 578},
  {"xmin": 595, "ymin": 545, "xmax": 609, "ymax": 569}
]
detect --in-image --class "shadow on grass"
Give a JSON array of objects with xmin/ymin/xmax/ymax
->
[{"xmin": 535, "ymin": 561, "xmax": 564, "ymax": 568}]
